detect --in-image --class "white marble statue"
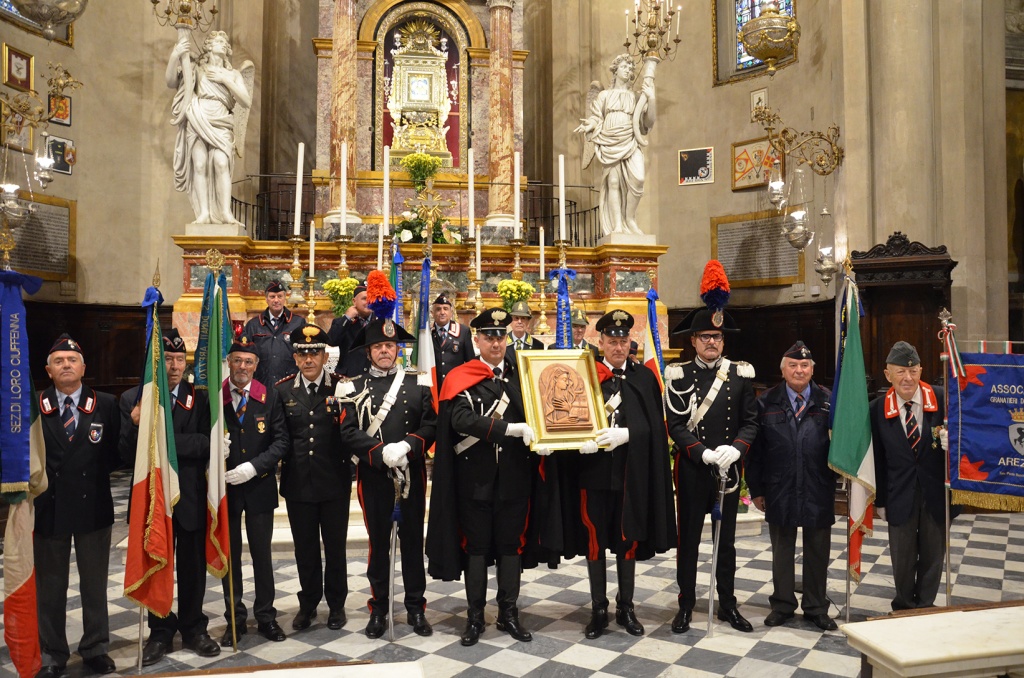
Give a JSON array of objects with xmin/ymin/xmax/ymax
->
[
  {"xmin": 575, "ymin": 54, "xmax": 657, "ymax": 236},
  {"xmin": 166, "ymin": 30, "xmax": 255, "ymax": 225}
]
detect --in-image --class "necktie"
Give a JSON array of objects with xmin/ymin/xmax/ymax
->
[
  {"xmin": 308, "ymin": 382, "xmax": 318, "ymax": 398},
  {"xmin": 61, "ymin": 395, "xmax": 76, "ymax": 441},
  {"xmin": 794, "ymin": 394, "xmax": 806, "ymax": 419},
  {"xmin": 492, "ymin": 367, "xmax": 502, "ymax": 380},
  {"xmin": 610, "ymin": 367, "xmax": 624, "ymax": 394},
  {"xmin": 904, "ymin": 402, "xmax": 920, "ymax": 452},
  {"xmin": 235, "ymin": 387, "xmax": 247, "ymax": 422}
]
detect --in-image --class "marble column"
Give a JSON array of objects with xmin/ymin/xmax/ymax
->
[
  {"xmin": 328, "ymin": 0, "xmax": 360, "ymax": 222},
  {"xmin": 485, "ymin": 0, "xmax": 515, "ymax": 228}
]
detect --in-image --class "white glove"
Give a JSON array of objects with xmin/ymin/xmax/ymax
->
[
  {"xmin": 580, "ymin": 440, "xmax": 599, "ymax": 455},
  {"xmin": 222, "ymin": 431, "xmax": 231, "ymax": 459},
  {"xmin": 702, "ymin": 448, "xmax": 721, "ymax": 466},
  {"xmin": 595, "ymin": 427, "xmax": 629, "ymax": 452},
  {"xmin": 382, "ymin": 441, "xmax": 412, "ymax": 468},
  {"xmin": 505, "ymin": 423, "xmax": 536, "ymax": 446},
  {"xmin": 939, "ymin": 428, "xmax": 948, "ymax": 451},
  {"xmin": 534, "ymin": 446, "xmax": 553, "ymax": 456},
  {"xmin": 224, "ymin": 462, "xmax": 256, "ymax": 485},
  {"xmin": 715, "ymin": 444, "xmax": 741, "ymax": 469},
  {"xmin": 875, "ymin": 506, "xmax": 887, "ymax": 522}
]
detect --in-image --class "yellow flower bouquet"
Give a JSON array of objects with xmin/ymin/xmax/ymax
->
[
  {"xmin": 323, "ymin": 277, "xmax": 359, "ymax": 317},
  {"xmin": 496, "ymin": 279, "xmax": 535, "ymax": 312}
]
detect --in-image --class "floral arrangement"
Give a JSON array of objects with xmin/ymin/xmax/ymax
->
[
  {"xmin": 496, "ymin": 279, "xmax": 535, "ymax": 312},
  {"xmin": 400, "ymin": 152, "xmax": 443, "ymax": 193},
  {"xmin": 394, "ymin": 210, "xmax": 462, "ymax": 245},
  {"xmin": 323, "ymin": 277, "xmax": 358, "ymax": 317}
]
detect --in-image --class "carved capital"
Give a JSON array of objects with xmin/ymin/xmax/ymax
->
[{"xmin": 486, "ymin": 0, "xmax": 515, "ymax": 11}]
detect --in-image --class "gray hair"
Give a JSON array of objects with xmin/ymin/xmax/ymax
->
[{"xmin": 780, "ymin": 356, "xmax": 815, "ymax": 370}]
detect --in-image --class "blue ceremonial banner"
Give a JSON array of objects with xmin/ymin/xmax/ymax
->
[
  {"xmin": 0, "ymin": 270, "xmax": 42, "ymax": 496},
  {"xmin": 194, "ymin": 271, "xmax": 230, "ymax": 390},
  {"xmin": 948, "ymin": 351, "xmax": 1024, "ymax": 511},
  {"xmin": 551, "ymin": 268, "xmax": 575, "ymax": 349}
]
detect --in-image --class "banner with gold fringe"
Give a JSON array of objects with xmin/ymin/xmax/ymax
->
[{"xmin": 948, "ymin": 351, "xmax": 1024, "ymax": 511}]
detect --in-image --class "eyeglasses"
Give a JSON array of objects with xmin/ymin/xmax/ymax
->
[
  {"xmin": 696, "ymin": 333, "xmax": 724, "ymax": 343},
  {"xmin": 229, "ymin": 357, "xmax": 257, "ymax": 366}
]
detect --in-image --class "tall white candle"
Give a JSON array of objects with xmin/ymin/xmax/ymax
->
[
  {"xmin": 340, "ymin": 141, "xmax": 348, "ymax": 236},
  {"xmin": 539, "ymin": 224, "xmax": 545, "ymax": 279},
  {"xmin": 293, "ymin": 142, "xmax": 305, "ymax": 235},
  {"xmin": 513, "ymin": 151, "xmax": 521, "ymax": 239},
  {"xmin": 476, "ymin": 232, "xmax": 482, "ymax": 280},
  {"xmin": 625, "ymin": 9, "xmax": 629, "ymax": 39},
  {"xmin": 558, "ymin": 154, "xmax": 566, "ymax": 241},
  {"xmin": 468, "ymin": 147, "xmax": 475, "ymax": 239},
  {"xmin": 381, "ymin": 146, "xmax": 389, "ymax": 270},
  {"xmin": 676, "ymin": 6, "xmax": 681, "ymax": 37},
  {"xmin": 308, "ymin": 220, "xmax": 316, "ymax": 277}
]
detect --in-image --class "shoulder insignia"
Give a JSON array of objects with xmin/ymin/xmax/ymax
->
[
  {"xmin": 40, "ymin": 394, "xmax": 55, "ymax": 415},
  {"xmin": 335, "ymin": 379, "xmax": 356, "ymax": 398},
  {"xmin": 417, "ymin": 371, "xmax": 435, "ymax": 388},
  {"xmin": 275, "ymin": 374, "xmax": 297, "ymax": 387},
  {"xmin": 734, "ymin": 361, "xmax": 756, "ymax": 379},
  {"xmin": 664, "ymin": 363, "xmax": 685, "ymax": 383}
]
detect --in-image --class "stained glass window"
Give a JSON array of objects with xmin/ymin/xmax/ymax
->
[{"xmin": 736, "ymin": 0, "xmax": 794, "ymax": 71}]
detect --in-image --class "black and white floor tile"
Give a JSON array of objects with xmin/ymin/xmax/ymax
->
[{"xmin": 2, "ymin": 472, "xmax": 1023, "ymax": 677}]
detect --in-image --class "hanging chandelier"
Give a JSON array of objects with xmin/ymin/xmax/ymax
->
[
  {"xmin": 10, "ymin": 0, "xmax": 89, "ymax": 41},
  {"xmin": 737, "ymin": 1, "xmax": 800, "ymax": 77},
  {"xmin": 148, "ymin": 0, "xmax": 219, "ymax": 32}
]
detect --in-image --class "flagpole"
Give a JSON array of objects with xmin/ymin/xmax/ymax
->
[
  {"xmin": 228, "ymin": 553, "xmax": 239, "ymax": 652},
  {"xmin": 137, "ymin": 608, "xmax": 145, "ymax": 672},
  {"xmin": 939, "ymin": 309, "xmax": 954, "ymax": 606},
  {"xmin": 845, "ymin": 503, "xmax": 851, "ymax": 624}
]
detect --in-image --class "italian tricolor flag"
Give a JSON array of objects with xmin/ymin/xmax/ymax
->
[
  {"xmin": 202, "ymin": 273, "xmax": 230, "ymax": 578},
  {"xmin": 124, "ymin": 288, "xmax": 180, "ymax": 616}
]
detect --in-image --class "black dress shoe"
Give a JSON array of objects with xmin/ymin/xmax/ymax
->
[
  {"xmin": 327, "ymin": 608, "xmax": 347, "ymax": 630},
  {"xmin": 460, "ymin": 620, "xmax": 484, "ymax": 646},
  {"xmin": 495, "ymin": 609, "xmax": 533, "ymax": 642},
  {"xmin": 34, "ymin": 666, "xmax": 65, "ymax": 678},
  {"xmin": 183, "ymin": 633, "xmax": 221, "ymax": 657},
  {"xmin": 615, "ymin": 607, "xmax": 645, "ymax": 636},
  {"xmin": 764, "ymin": 610, "xmax": 794, "ymax": 627},
  {"xmin": 718, "ymin": 607, "xmax": 754, "ymax": 632},
  {"xmin": 257, "ymin": 620, "xmax": 286, "ymax": 642},
  {"xmin": 83, "ymin": 654, "xmax": 115, "ymax": 675},
  {"xmin": 141, "ymin": 639, "xmax": 170, "ymax": 666},
  {"xmin": 671, "ymin": 609, "xmax": 692, "ymax": 634},
  {"xmin": 219, "ymin": 625, "xmax": 247, "ymax": 647},
  {"xmin": 292, "ymin": 608, "xmax": 317, "ymax": 630},
  {"xmin": 408, "ymin": 611, "xmax": 433, "ymax": 637},
  {"xmin": 804, "ymin": 612, "xmax": 838, "ymax": 631},
  {"xmin": 365, "ymin": 612, "xmax": 386, "ymax": 639},
  {"xmin": 584, "ymin": 608, "xmax": 609, "ymax": 639}
]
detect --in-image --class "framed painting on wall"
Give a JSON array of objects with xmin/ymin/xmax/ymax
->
[
  {"xmin": 48, "ymin": 94, "xmax": 71, "ymax": 126},
  {"xmin": 2, "ymin": 43, "xmax": 33, "ymax": 92},
  {"xmin": 731, "ymin": 136, "xmax": 784, "ymax": 190},
  {"xmin": 678, "ymin": 147, "xmax": 714, "ymax": 185}
]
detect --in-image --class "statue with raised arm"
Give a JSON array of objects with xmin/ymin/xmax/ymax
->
[
  {"xmin": 166, "ymin": 30, "xmax": 255, "ymax": 225},
  {"xmin": 575, "ymin": 54, "xmax": 657, "ymax": 236}
]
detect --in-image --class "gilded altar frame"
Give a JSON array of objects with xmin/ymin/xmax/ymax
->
[{"xmin": 516, "ymin": 349, "xmax": 608, "ymax": 452}]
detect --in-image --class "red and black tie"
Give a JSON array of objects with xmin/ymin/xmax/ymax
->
[
  {"xmin": 61, "ymin": 396, "xmax": 76, "ymax": 441},
  {"xmin": 904, "ymin": 402, "xmax": 920, "ymax": 453}
]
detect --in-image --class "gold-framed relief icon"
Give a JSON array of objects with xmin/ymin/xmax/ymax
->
[{"xmin": 515, "ymin": 349, "xmax": 609, "ymax": 452}]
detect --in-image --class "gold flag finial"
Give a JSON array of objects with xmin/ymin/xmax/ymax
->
[
  {"xmin": 153, "ymin": 259, "xmax": 161, "ymax": 287},
  {"xmin": 206, "ymin": 248, "xmax": 225, "ymax": 274}
]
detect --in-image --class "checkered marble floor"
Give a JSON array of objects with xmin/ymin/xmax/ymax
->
[{"xmin": 3, "ymin": 472, "xmax": 1024, "ymax": 677}]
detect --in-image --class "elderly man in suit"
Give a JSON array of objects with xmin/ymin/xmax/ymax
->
[
  {"xmin": 242, "ymin": 280, "xmax": 306, "ymax": 386},
  {"xmin": 275, "ymin": 325, "xmax": 352, "ymax": 632},
  {"xmin": 218, "ymin": 336, "xmax": 289, "ymax": 647},
  {"xmin": 431, "ymin": 293, "xmax": 474, "ymax": 389},
  {"xmin": 571, "ymin": 307, "xmax": 599, "ymax": 357},
  {"xmin": 120, "ymin": 329, "xmax": 220, "ymax": 666},
  {"xmin": 871, "ymin": 340, "xmax": 952, "ymax": 611},
  {"xmin": 507, "ymin": 301, "xmax": 544, "ymax": 353},
  {"xmin": 35, "ymin": 334, "xmax": 121, "ymax": 677}
]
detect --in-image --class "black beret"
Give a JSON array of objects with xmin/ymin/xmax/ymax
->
[
  {"xmin": 49, "ymin": 333, "xmax": 83, "ymax": 356},
  {"xmin": 265, "ymin": 280, "xmax": 286, "ymax": 294},
  {"xmin": 433, "ymin": 294, "xmax": 453, "ymax": 307},
  {"xmin": 783, "ymin": 341, "xmax": 813, "ymax": 361},
  {"xmin": 886, "ymin": 341, "xmax": 920, "ymax": 367},
  {"xmin": 229, "ymin": 335, "xmax": 258, "ymax": 356},
  {"xmin": 163, "ymin": 328, "xmax": 187, "ymax": 354}
]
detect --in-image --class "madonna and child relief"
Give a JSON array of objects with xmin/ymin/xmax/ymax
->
[{"xmin": 539, "ymin": 363, "xmax": 592, "ymax": 432}]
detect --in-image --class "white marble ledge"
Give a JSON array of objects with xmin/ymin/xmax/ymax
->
[{"xmin": 841, "ymin": 605, "xmax": 1024, "ymax": 678}]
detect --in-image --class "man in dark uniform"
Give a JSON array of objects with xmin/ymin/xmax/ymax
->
[
  {"xmin": 571, "ymin": 307, "xmax": 599, "ymax": 357},
  {"xmin": 576, "ymin": 311, "xmax": 676, "ymax": 639},
  {"xmin": 747, "ymin": 341, "xmax": 837, "ymax": 631},
  {"xmin": 665, "ymin": 306, "xmax": 758, "ymax": 634},
  {"xmin": 871, "ymin": 341, "xmax": 952, "ymax": 611},
  {"xmin": 275, "ymin": 325, "xmax": 351, "ymax": 631},
  {"xmin": 328, "ymin": 280, "xmax": 374, "ymax": 376},
  {"xmin": 507, "ymin": 300, "xmax": 544, "ymax": 352},
  {"xmin": 120, "ymin": 329, "xmax": 220, "ymax": 665},
  {"xmin": 337, "ymin": 318, "xmax": 436, "ymax": 639},
  {"xmin": 431, "ymin": 293, "xmax": 474, "ymax": 389},
  {"xmin": 427, "ymin": 307, "xmax": 548, "ymax": 647},
  {"xmin": 218, "ymin": 336, "xmax": 289, "ymax": 647},
  {"xmin": 35, "ymin": 334, "xmax": 121, "ymax": 677},
  {"xmin": 243, "ymin": 280, "xmax": 306, "ymax": 386}
]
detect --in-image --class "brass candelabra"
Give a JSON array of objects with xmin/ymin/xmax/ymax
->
[
  {"xmin": 464, "ymin": 237, "xmax": 481, "ymax": 312},
  {"xmin": 304, "ymin": 275, "xmax": 317, "ymax": 322},
  {"xmin": 288, "ymin": 235, "xmax": 305, "ymax": 294},
  {"xmin": 335, "ymin": 234, "xmax": 353, "ymax": 279},
  {"xmin": 509, "ymin": 238, "xmax": 524, "ymax": 281}
]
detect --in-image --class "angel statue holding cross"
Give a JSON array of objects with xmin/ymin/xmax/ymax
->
[
  {"xmin": 166, "ymin": 30, "xmax": 255, "ymax": 225},
  {"xmin": 575, "ymin": 54, "xmax": 657, "ymax": 236}
]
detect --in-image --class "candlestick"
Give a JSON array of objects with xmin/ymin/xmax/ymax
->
[
  {"xmin": 382, "ymin": 233, "xmax": 393, "ymax": 270},
  {"xmin": 288, "ymin": 235, "xmax": 304, "ymax": 288},
  {"xmin": 509, "ymin": 237, "xmax": 524, "ymax": 281},
  {"xmin": 513, "ymin": 151, "xmax": 521, "ymax": 239},
  {"xmin": 558, "ymin": 154, "xmax": 566, "ymax": 241},
  {"xmin": 304, "ymin": 275, "xmax": 317, "ymax": 322},
  {"xmin": 335, "ymin": 234, "xmax": 353, "ymax": 279},
  {"xmin": 340, "ymin": 141, "xmax": 348, "ymax": 236},
  {"xmin": 554, "ymin": 239, "xmax": 570, "ymax": 272},
  {"xmin": 476, "ymin": 227, "xmax": 482, "ymax": 280},
  {"xmin": 382, "ymin": 145, "xmax": 390, "ymax": 269},
  {"xmin": 308, "ymin": 220, "xmax": 316, "ymax": 277},
  {"xmin": 536, "ymin": 286, "xmax": 551, "ymax": 335},
  {"xmin": 539, "ymin": 225, "xmax": 545, "ymax": 279},
  {"xmin": 464, "ymin": 236, "xmax": 478, "ymax": 312},
  {"xmin": 293, "ymin": 142, "xmax": 304, "ymax": 235},
  {"xmin": 468, "ymin": 147, "xmax": 475, "ymax": 240}
]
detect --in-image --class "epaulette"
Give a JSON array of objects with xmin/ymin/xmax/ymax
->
[
  {"xmin": 664, "ymin": 362, "xmax": 689, "ymax": 383},
  {"xmin": 274, "ymin": 374, "xmax": 296, "ymax": 387},
  {"xmin": 334, "ymin": 376, "xmax": 356, "ymax": 398},
  {"xmin": 415, "ymin": 370, "xmax": 433, "ymax": 388},
  {"xmin": 734, "ymin": 361, "xmax": 756, "ymax": 379}
]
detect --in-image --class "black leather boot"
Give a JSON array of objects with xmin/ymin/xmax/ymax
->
[
  {"xmin": 614, "ymin": 556, "xmax": 644, "ymax": 636},
  {"xmin": 461, "ymin": 556, "xmax": 487, "ymax": 647},
  {"xmin": 495, "ymin": 555, "xmax": 532, "ymax": 642},
  {"xmin": 585, "ymin": 558, "xmax": 609, "ymax": 639}
]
